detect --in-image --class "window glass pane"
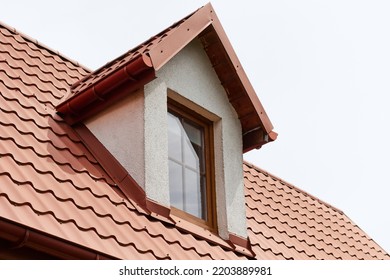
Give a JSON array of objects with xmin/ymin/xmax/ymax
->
[
  {"xmin": 169, "ymin": 160, "xmax": 183, "ymax": 210},
  {"xmin": 183, "ymin": 136, "xmax": 199, "ymax": 170},
  {"xmin": 167, "ymin": 108, "xmax": 209, "ymax": 223},
  {"xmin": 183, "ymin": 121, "xmax": 202, "ymax": 146},
  {"xmin": 168, "ymin": 113, "xmax": 182, "ymax": 162},
  {"xmin": 184, "ymin": 168, "xmax": 202, "ymax": 218},
  {"xmin": 183, "ymin": 120, "xmax": 204, "ymax": 173}
]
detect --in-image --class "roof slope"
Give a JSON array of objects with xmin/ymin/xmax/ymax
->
[
  {"xmin": 0, "ymin": 23, "xmax": 246, "ymax": 260},
  {"xmin": 0, "ymin": 18, "xmax": 389, "ymax": 259},
  {"xmin": 244, "ymin": 163, "xmax": 389, "ymax": 259}
]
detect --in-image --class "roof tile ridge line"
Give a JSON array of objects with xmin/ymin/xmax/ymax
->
[
  {"xmin": 247, "ymin": 215, "xmax": 363, "ymax": 259},
  {"xmin": 0, "ymin": 152, "xmax": 120, "ymax": 203},
  {"xmin": 338, "ymin": 210, "xmax": 390, "ymax": 256},
  {"xmin": 245, "ymin": 176, "xmax": 371, "ymax": 240},
  {"xmin": 0, "ymin": 21, "xmax": 92, "ymax": 73},
  {"xmin": 0, "ymin": 68, "xmax": 61, "ymax": 98},
  {"xmin": 69, "ymin": 5, "xmax": 200, "ymax": 90},
  {"xmin": 0, "ymin": 105, "xmax": 79, "ymax": 141},
  {"xmin": 245, "ymin": 183, "xmax": 346, "ymax": 226},
  {"xmin": 0, "ymin": 168, "xmax": 130, "ymax": 212},
  {"xmin": 0, "ymin": 89, "xmax": 51, "ymax": 117},
  {"xmin": 245, "ymin": 189, "xmax": 369, "ymax": 243},
  {"xmin": 245, "ymin": 176, "xmax": 341, "ymax": 220},
  {"xmin": 0, "ymin": 122, "xmax": 92, "ymax": 167},
  {"xmin": 0, "ymin": 39, "xmax": 84, "ymax": 81},
  {"xmin": 246, "ymin": 201, "xmax": 378, "ymax": 255},
  {"xmin": 249, "ymin": 223, "xmax": 330, "ymax": 259},
  {"xmin": 245, "ymin": 177, "xmax": 357, "ymax": 231},
  {"xmin": 0, "ymin": 48, "xmax": 74, "ymax": 86},
  {"xmin": 1, "ymin": 169, "xmax": 215, "ymax": 258},
  {"xmin": 246, "ymin": 187, "xmax": 375, "ymax": 245},
  {"xmin": 0, "ymin": 135, "xmax": 110, "ymax": 185},
  {"xmin": 1, "ymin": 58, "xmax": 71, "ymax": 92},
  {"xmin": 0, "ymin": 79, "xmax": 55, "ymax": 107},
  {"xmin": 0, "ymin": 121, "xmax": 96, "ymax": 165},
  {"xmin": 243, "ymin": 160, "xmax": 345, "ymax": 215},
  {"xmin": 0, "ymin": 194, "xmax": 165, "ymax": 260},
  {"xmin": 250, "ymin": 243, "xmax": 292, "ymax": 260},
  {"xmin": 249, "ymin": 234, "xmax": 302, "ymax": 260},
  {"xmin": 246, "ymin": 196, "xmax": 353, "ymax": 241}
]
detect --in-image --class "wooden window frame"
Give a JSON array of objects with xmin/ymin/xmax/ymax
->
[{"xmin": 168, "ymin": 98, "xmax": 217, "ymax": 231}]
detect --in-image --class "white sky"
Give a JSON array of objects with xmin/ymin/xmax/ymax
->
[{"xmin": 1, "ymin": 0, "xmax": 389, "ymax": 254}]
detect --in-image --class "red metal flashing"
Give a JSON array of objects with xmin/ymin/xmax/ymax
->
[
  {"xmin": 170, "ymin": 214, "xmax": 235, "ymax": 252},
  {"xmin": 228, "ymin": 233, "xmax": 255, "ymax": 258},
  {"xmin": 146, "ymin": 199, "xmax": 175, "ymax": 225}
]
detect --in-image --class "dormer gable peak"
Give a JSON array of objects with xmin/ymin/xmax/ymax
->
[{"xmin": 56, "ymin": 3, "xmax": 277, "ymax": 153}]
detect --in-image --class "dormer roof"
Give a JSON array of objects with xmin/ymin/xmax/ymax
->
[{"xmin": 56, "ymin": 3, "xmax": 277, "ymax": 152}]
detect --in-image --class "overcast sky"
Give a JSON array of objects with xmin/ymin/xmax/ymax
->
[{"xmin": 1, "ymin": 0, "xmax": 389, "ymax": 254}]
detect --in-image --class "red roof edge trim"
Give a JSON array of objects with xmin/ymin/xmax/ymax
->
[
  {"xmin": 0, "ymin": 218, "xmax": 114, "ymax": 259},
  {"xmin": 228, "ymin": 233, "xmax": 255, "ymax": 258},
  {"xmin": 147, "ymin": 5, "xmax": 214, "ymax": 71},
  {"xmin": 202, "ymin": 6, "xmax": 274, "ymax": 135},
  {"xmin": 171, "ymin": 215, "xmax": 234, "ymax": 252},
  {"xmin": 56, "ymin": 54, "xmax": 154, "ymax": 124},
  {"xmin": 146, "ymin": 199, "xmax": 176, "ymax": 225}
]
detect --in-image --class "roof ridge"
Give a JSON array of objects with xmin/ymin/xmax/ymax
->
[
  {"xmin": 243, "ymin": 160, "xmax": 345, "ymax": 215},
  {"xmin": 0, "ymin": 21, "xmax": 91, "ymax": 74}
]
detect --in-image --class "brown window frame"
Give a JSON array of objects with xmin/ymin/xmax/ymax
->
[{"xmin": 167, "ymin": 98, "xmax": 217, "ymax": 231}]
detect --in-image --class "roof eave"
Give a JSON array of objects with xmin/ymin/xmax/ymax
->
[
  {"xmin": 56, "ymin": 54, "xmax": 154, "ymax": 125},
  {"xmin": 0, "ymin": 218, "xmax": 115, "ymax": 260}
]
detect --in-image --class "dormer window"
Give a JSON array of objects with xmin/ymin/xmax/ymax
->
[
  {"xmin": 63, "ymin": 4, "xmax": 277, "ymax": 240},
  {"xmin": 167, "ymin": 100, "xmax": 216, "ymax": 230}
]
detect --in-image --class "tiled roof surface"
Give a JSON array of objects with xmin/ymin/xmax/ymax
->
[
  {"xmin": 0, "ymin": 21, "xmax": 389, "ymax": 260},
  {"xmin": 244, "ymin": 162, "xmax": 389, "ymax": 259},
  {"xmin": 0, "ymin": 23, "xmax": 246, "ymax": 260}
]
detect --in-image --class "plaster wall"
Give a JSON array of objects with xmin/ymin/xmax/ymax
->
[
  {"xmin": 146, "ymin": 39, "xmax": 247, "ymax": 238},
  {"xmin": 85, "ymin": 89, "xmax": 145, "ymax": 188}
]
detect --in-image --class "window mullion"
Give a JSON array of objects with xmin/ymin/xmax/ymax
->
[{"xmin": 180, "ymin": 117, "xmax": 187, "ymax": 213}]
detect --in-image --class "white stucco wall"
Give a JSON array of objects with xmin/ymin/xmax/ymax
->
[
  {"xmin": 146, "ymin": 39, "xmax": 246, "ymax": 238},
  {"xmin": 85, "ymin": 38, "xmax": 247, "ymax": 239},
  {"xmin": 85, "ymin": 89, "xmax": 145, "ymax": 188}
]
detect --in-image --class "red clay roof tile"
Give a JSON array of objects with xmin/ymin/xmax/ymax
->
[
  {"xmin": 244, "ymin": 162, "xmax": 389, "ymax": 259},
  {"xmin": 0, "ymin": 8, "xmax": 389, "ymax": 260}
]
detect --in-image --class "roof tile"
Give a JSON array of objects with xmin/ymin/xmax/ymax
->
[
  {"xmin": 0, "ymin": 15, "xmax": 389, "ymax": 260},
  {"xmin": 244, "ymin": 162, "xmax": 389, "ymax": 259}
]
